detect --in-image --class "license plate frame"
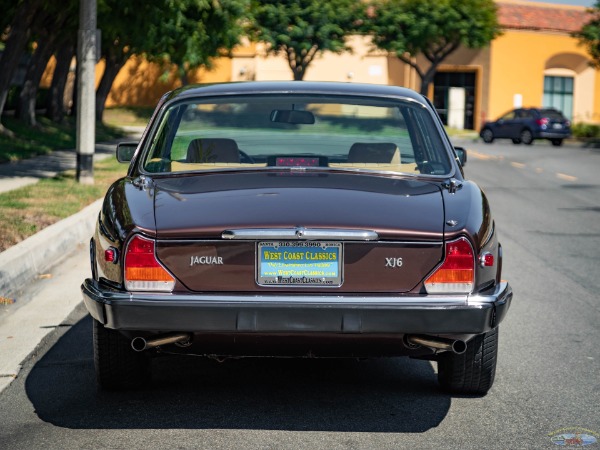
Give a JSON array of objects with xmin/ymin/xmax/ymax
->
[{"xmin": 257, "ymin": 241, "xmax": 342, "ymax": 287}]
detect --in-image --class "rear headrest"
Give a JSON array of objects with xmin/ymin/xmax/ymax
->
[
  {"xmin": 186, "ymin": 138, "xmax": 240, "ymax": 163},
  {"xmin": 347, "ymin": 142, "xmax": 400, "ymax": 164}
]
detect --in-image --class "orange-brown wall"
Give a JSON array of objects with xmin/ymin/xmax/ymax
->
[
  {"xmin": 488, "ymin": 29, "xmax": 593, "ymax": 122},
  {"xmin": 104, "ymin": 56, "xmax": 233, "ymax": 107}
]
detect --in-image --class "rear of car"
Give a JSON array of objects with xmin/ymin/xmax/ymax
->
[
  {"xmin": 480, "ymin": 107, "xmax": 571, "ymax": 146},
  {"xmin": 83, "ymin": 82, "xmax": 512, "ymax": 395},
  {"xmin": 532, "ymin": 108, "xmax": 571, "ymax": 145}
]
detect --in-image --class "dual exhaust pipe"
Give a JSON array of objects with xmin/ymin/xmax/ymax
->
[
  {"xmin": 131, "ymin": 332, "xmax": 192, "ymax": 352},
  {"xmin": 405, "ymin": 334, "xmax": 467, "ymax": 354},
  {"xmin": 131, "ymin": 332, "xmax": 466, "ymax": 355}
]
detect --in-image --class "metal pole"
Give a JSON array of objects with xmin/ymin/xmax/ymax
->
[{"xmin": 76, "ymin": 0, "xmax": 96, "ymax": 184}]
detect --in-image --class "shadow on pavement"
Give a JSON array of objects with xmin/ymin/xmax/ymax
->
[
  {"xmin": 25, "ymin": 311, "xmax": 451, "ymax": 433},
  {"xmin": 0, "ymin": 143, "xmax": 114, "ymax": 179}
]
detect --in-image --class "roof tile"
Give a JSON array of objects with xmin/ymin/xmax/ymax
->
[{"xmin": 497, "ymin": 2, "xmax": 591, "ymax": 33}]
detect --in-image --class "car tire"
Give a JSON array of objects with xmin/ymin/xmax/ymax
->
[
  {"xmin": 551, "ymin": 139, "xmax": 563, "ymax": 147},
  {"xmin": 511, "ymin": 138, "xmax": 521, "ymax": 144},
  {"xmin": 481, "ymin": 128, "xmax": 494, "ymax": 143},
  {"xmin": 93, "ymin": 319, "xmax": 150, "ymax": 390},
  {"xmin": 437, "ymin": 327, "xmax": 498, "ymax": 395},
  {"xmin": 520, "ymin": 129, "xmax": 534, "ymax": 145}
]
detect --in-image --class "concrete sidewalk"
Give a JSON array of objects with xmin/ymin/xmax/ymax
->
[
  {"xmin": 0, "ymin": 131, "xmax": 144, "ymax": 194},
  {"xmin": 0, "ymin": 129, "xmax": 147, "ymax": 393}
]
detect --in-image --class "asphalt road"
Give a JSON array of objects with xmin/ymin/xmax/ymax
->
[{"xmin": 0, "ymin": 137, "xmax": 599, "ymax": 449}]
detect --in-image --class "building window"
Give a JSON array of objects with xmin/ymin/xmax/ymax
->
[{"xmin": 543, "ymin": 76, "xmax": 573, "ymax": 120}]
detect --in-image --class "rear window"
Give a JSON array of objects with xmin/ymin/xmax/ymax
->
[
  {"xmin": 142, "ymin": 94, "xmax": 452, "ymax": 176},
  {"xmin": 540, "ymin": 109, "xmax": 566, "ymax": 120}
]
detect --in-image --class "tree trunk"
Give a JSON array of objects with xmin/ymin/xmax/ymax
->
[
  {"xmin": 95, "ymin": 57, "xmax": 123, "ymax": 123},
  {"xmin": 15, "ymin": 37, "xmax": 55, "ymax": 126},
  {"xmin": 0, "ymin": 0, "xmax": 42, "ymax": 132},
  {"xmin": 46, "ymin": 43, "xmax": 75, "ymax": 123},
  {"xmin": 419, "ymin": 65, "xmax": 438, "ymax": 97},
  {"xmin": 70, "ymin": 61, "xmax": 78, "ymax": 117},
  {"xmin": 293, "ymin": 66, "xmax": 305, "ymax": 81}
]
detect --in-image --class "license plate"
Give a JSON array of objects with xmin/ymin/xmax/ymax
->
[
  {"xmin": 552, "ymin": 123, "xmax": 563, "ymax": 129},
  {"xmin": 257, "ymin": 241, "xmax": 342, "ymax": 287}
]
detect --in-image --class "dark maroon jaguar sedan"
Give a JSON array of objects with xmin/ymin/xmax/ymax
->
[{"xmin": 82, "ymin": 81, "xmax": 512, "ymax": 394}]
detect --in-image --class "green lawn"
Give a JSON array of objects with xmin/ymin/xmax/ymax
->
[
  {"xmin": 0, "ymin": 116, "xmax": 124, "ymax": 163},
  {"xmin": 0, "ymin": 157, "xmax": 127, "ymax": 252}
]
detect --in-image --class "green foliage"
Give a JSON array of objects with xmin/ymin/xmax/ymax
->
[
  {"xmin": 144, "ymin": 0, "xmax": 249, "ymax": 81},
  {"xmin": 365, "ymin": 0, "xmax": 501, "ymax": 93},
  {"xmin": 571, "ymin": 122, "xmax": 600, "ymax": 139},
  {"xmin": 573, "ymin": 1, "xmax": 600, "ymax": 68},
  {"xmin": 0, "ymin": 116, "xmax": 124, "ymax": 163},
  {"xmin": 249, "ymin": 0, "xmax": 365, "ymax": 80},
  {"xmin": 0, "ymin": 0, "xmax": 19, "ymax": 32}
]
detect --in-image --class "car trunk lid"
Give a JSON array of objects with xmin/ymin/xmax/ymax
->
[{"xmin": 153, "ymin": 171, "xmax": 445, "ymax": 293}]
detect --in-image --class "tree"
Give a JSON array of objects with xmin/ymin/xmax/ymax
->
[
  {"xmin": 573, "ymin": 1, "xmax": 600, "ymax": 68},
  {"xmin": 249, "ymin": 0, "xmax": 365, "ymax": 81},
  {"xmin": 15, "ymin": 2, "xmax": 76, "ymax": 126},
  {"xmin": 147, "ymin": 0, "xmax": 248, "ymax": 85},
  {"xmin": 94, "ymin": 0, "xmax": 248, "ymax": 121},
  {"xmin": 45, "ymin": 42, "xmax": 75, "ymax": 123},
  {"xmin": 0, "ymin": 0, "xmax": 44, "ymax": 135},
  {"xmin": 365, "ymin": 0, "xmax": 501, "ymax": 95}
]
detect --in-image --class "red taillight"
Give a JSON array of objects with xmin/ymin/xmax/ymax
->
[
  {"xmin": 124, "ymin": 235, "xmax": 175, "ymax": 292},
  {"xmin": 104, "ymin": 247, "xmax": 117, "ymax": 263},
  {"xmin": 424, "ymin": 237, "xmax": 474, "ymax": 294},
  {"xmin": 536, "ymin": 118, "xmax": 549, "ymax": 126}
]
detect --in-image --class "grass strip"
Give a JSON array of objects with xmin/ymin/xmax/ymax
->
[
  {"xmin": 0, "ymin": 157, "xmax": 127, "ymax": 252},
  {"xmin": 0, "ymin": 116, "xmax": 125, "ymax": 163}
]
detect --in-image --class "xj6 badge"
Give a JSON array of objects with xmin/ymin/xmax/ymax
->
[{"xmin": 385, "ymin": 257, "xmax": 403, "ymax": 268}]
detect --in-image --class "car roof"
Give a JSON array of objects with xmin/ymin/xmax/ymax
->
[{"xmin": 162, "ymin": 81, "xmax": 428, "ymax": 105}]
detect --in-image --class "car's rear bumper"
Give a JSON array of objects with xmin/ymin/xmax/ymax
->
[
  {"xmin": 82, "ymin": 279, "xmax": 512, "ymax": 335},
  {"xmin": 538, "ymin": 131, "xmax": 571, "ymax": 139}
]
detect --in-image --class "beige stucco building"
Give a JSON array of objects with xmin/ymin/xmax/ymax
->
[{"xmin": 104, "ymin": 0, "xmax": 597, "ymax": 130}]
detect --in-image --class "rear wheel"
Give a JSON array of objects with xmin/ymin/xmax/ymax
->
[
  {"xmin": 520, "ymin": 129, "xmax": 534, "ymax": 145},
  {"xmin": 93, "ymin": 319, "xmax": 151, "ymax": 390},
  {"xmin": 481, "ymin": 128, "xmax": 494, "ymax": 143},
  {"xmin": 437, "ymin": 327, "xmax": 499, "ymax": 395},
  {"xmin": 551, "ymin": 138, "xmax": 563, "ymax": 147}
]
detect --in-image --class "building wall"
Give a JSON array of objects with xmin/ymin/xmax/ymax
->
[
  {"xmin": 232, "ymin": 36, "xmax": 390, "ymax": 85},
  {"xmin": 104, "ymin": 55, "xmax": 233, "ymax": 108},
  {"xmin": 488, "ymin": 29, "xmax": 594, "ymax": 122}
]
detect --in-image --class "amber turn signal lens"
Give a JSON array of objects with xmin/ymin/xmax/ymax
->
[
  {"xmin": 124, "ymin": 235, "xmax": 175, "ymax": 292},
  {"xmin": 424, "ymin": 237, "xmax": 474, "ymax": 294}
]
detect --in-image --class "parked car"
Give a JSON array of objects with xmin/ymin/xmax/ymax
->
[
  {"xmin": 82, "ymin": 81, "xmax": 512, "ymax": 395},
  {"xmin": 480, "ymin": 107, "xmax": 571, "ymax": 146}
]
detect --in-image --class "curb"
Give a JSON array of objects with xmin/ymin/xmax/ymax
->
[{"xmin": 0, "ymin": 198, "xmax": 102, "ymax": 300}]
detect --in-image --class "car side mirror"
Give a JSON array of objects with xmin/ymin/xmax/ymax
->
[
  {"xmin": 454, "ymin": 146, "xmax": 467, "ymax": 167},
  {"xmin": 116, "ymin": 142, "xmax": 138, "ymax": 163}
]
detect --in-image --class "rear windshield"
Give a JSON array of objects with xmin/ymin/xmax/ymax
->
[
  {"xmin": 540, "ymin": 109, "xmax": 566, "ymax": 120},
  {"xmin": 142, "ymin": 94, "xmax": 452, "ymax": 176}
]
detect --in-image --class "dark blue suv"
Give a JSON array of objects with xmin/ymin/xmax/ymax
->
[{"xmin": 480, "ymin": 108, "xmax": 571, "ymax": 146}]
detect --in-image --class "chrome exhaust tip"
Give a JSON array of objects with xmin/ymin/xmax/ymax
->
[
  {"xmin": 131, "ymin": 332, "xmax": 193, "ymax": 352},
  {"xmin": 405, "ymin": 335, "xmax": 467, "ymax": 355}
]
